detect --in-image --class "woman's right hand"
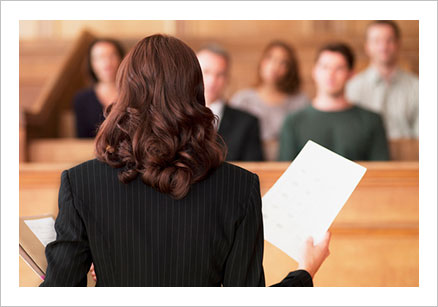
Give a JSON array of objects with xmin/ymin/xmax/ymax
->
[
  {"xmin": 90, "ymin": 263, "xmax": 97, "ymax": 282},
  {"xmin": 297, "ymin": 232, "xmax": 331, "ymax": 278}
]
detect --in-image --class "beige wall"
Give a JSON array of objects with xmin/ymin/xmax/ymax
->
[
  {"xmin": 20, "ymin": 20, "xmax": 419, "ymax": 114},
  {"xmin": 19, "ymin": 20, "xmax": 419, "ymax": 45},
  {"xmin": 20, "ymin": 20, "xmax": 178, "ymax": 40}
]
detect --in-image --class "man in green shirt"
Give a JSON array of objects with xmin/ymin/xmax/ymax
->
[{"xmin": 278, "ymin": 43, "xmax": 389, "ymax": 161}]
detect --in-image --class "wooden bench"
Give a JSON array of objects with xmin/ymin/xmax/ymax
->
[{"xmin": 19, "ymin": 161, "xmax": 418, "ymax": 286}]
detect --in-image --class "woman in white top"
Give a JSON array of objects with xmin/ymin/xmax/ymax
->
[{"xmin": 230, "ymin": 41, "xmax": 309, "ymax": 160}]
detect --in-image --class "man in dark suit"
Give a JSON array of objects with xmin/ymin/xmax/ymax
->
[{"xmin": 197, "ymin": 45, "xmax": 264, "ymax": 161}]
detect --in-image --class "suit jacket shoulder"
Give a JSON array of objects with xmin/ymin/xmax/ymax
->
[
  {"xmin": 219, "ymin": 105, "xmax": 264, "ymax": 161},
  {"xmin": 222, "ymin": 105, "xmax": 259, "ymax": 123},
  {"xmin": 66, "ymin": 158, "xmax": 258, "ymax": 210}
]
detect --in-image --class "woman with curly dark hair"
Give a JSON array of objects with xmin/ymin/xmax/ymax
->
[{"xmin": 40, "ymin": 34, "xmax": 330, "ymax": 287}]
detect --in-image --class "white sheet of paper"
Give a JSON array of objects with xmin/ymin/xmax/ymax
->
[
  {"xmin": 24, "ymin": 217, "xmax": 56, "ymax": 247},
  {"xmin": 262, "ymin": 140, "xmax": 367, "ymax": 261}
]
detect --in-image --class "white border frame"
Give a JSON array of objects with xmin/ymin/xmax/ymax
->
[{"xmin": 2, "ymin": 1, "xmax": 437, "ymax": 306}]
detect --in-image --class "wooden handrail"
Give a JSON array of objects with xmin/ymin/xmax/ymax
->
[
  {"xmin": 25, "ymin": 30, "xmax": 96, "ymax": 124},
  {"xmin": 26, "ymin": 138, "xmax": 419, "ymax": 165}
]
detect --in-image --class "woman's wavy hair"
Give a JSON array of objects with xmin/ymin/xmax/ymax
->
[
  {"xmin": 256, "ymin": 40, "xmax": 301, "ymax": 95},
  {"xmin": 95, "ymin": 34, "xmax": 227, "ymax": 199}
]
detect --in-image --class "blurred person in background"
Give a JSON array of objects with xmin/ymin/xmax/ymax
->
[
  {"xmin": 73, "ymin": 38, "xmax": 125, "ymax": 138},
  {"xmin": 346, "ymin": 20, "xmax": 418, "ymax": 139},
  {"xmin": 197, "ymin": 44, "xmax": 264, "ymax": 161},
  {"xmin": 278, "ymin": 43, "xmax": 389, "ymax": 161},
  {"xmin": 230, "ymin": 41, "xmax": 309, "ymax": 161}
]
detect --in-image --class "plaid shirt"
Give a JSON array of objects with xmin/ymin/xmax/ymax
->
[{"xmin": 346, "ymin": 66, "xmax": 419, "ymax": 139}]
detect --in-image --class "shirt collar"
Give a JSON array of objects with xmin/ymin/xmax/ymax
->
[
  {"xmin": 207, "ymin": 99, "xmax": 225, "ymax": 129},
  {"xmin": 367, "ymin": 65, "xmax": 401, "ymax": 85}
]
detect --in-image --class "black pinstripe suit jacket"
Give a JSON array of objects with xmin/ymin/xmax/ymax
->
[{"xmin": 40, "ymin": 159, "xmax": 312, "ymax": 287}]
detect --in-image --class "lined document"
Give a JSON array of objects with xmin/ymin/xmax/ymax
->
[
  {"xmin": 262, "ymin": 140, "xmax": 366, "ymax": 261},
  {"xmin": 24, "ymin": 217, "xmax": 56, "ymax": 247}
]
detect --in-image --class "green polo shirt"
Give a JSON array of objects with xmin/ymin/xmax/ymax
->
[{"xmin": 278, "ymin": 105, "xmax": 390, "ymax": 161}]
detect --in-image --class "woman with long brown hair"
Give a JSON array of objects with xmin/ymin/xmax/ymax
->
[
  {"xmin": 230, "ymin": 41, "xmax": 309, "ymax": 161},
  {"xmin": 40, "ymin": 34, "xmax": 329, "ymax": 287}
]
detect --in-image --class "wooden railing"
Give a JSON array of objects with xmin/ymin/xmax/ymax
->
[
  {"xmin": 26, "ymin": 138, "xmax": 419, "ymax": 163},
  {"xmin": 24, "ymin": 30, "xmax": 96, "ymax": 123},
  {"xmin": 388, "ymin": 138, "xmax": 419, "ymax": 160},
  {"xmin": 21, "ymin": 30, "xmax": 97, "ymax": 154},
  {"xmin": 19, "ymin": 161, "xmax": 418, "ymax": 286}
]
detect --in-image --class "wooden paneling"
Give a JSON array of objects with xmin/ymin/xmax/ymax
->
[
  {"xmin": 237, "ymin": 161, "xmax": 419, "ymax": 227},
  {"xmin": 389, "ymin": 138, "xmax": 419, "ymax": 161},
  {"xmin": 20, "ymin": 20, "xmax": 177, "ymax": 41},
  {"xmin": 28, "ymin": 138, "xmax": 95, "ymax": 164},
  {"xmin": 19, "ymin": 161, "xmax": 418, "ymax": 286},
  {"xmin": 19, "ymin": 40, "xmax": 69, "ymax": 113},
  {"xmin": 264, "ymin": 232, "xmax": 418, "ymax": 287},
  {"xmin": 19, "ymin": 256, "xmax": 44, "ymax": 287},
  {"xmin": 19, "ymin": 256, "xmax": 96, "ymax": 287},
  {"xmin": 236, "ymin": 161, "xmax": 419, "ymax": 286}
]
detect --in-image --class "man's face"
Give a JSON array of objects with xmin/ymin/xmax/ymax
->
[
  {"xmin": 197, "ymin": 50, "xmax": 228, "ymax": 105},
  {"xmin": 312, "ymin": 51, "xmax": 352, "ymax": 97},
  {"xmin": 365, "ymin": 24, "xmax": 399, "ymax": 66}
]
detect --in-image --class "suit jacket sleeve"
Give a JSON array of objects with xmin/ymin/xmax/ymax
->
[
  {"xmin": 241, "ymin": 118, "xmax": 264, "ymax": 161},
  {"xmin": 222, "ymin": 174, "xmax": 265, "ymax": 286},
  {"xmin": 221, "ymin": 174, "xmax": 313, "ymax": 287},
  {"xmin": 40, "ymin": 170, "xmax": 92, "ymax": 286},
  {"xmin": 270, "ymin": 270, "xmax": 313, "ymax": 287}
]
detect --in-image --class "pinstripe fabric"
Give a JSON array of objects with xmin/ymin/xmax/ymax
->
[{"xmin": 40, "ymin": 159, "xmax": 312, "ymax": 287}]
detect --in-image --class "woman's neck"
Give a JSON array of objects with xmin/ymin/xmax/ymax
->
[
  {"xmin": 95, "ymin": 82, "xmax": 118, "ymax": 108},
  {"xmin": 96, "ymin": 81, "xmax": 116, "ymax": 91}
]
